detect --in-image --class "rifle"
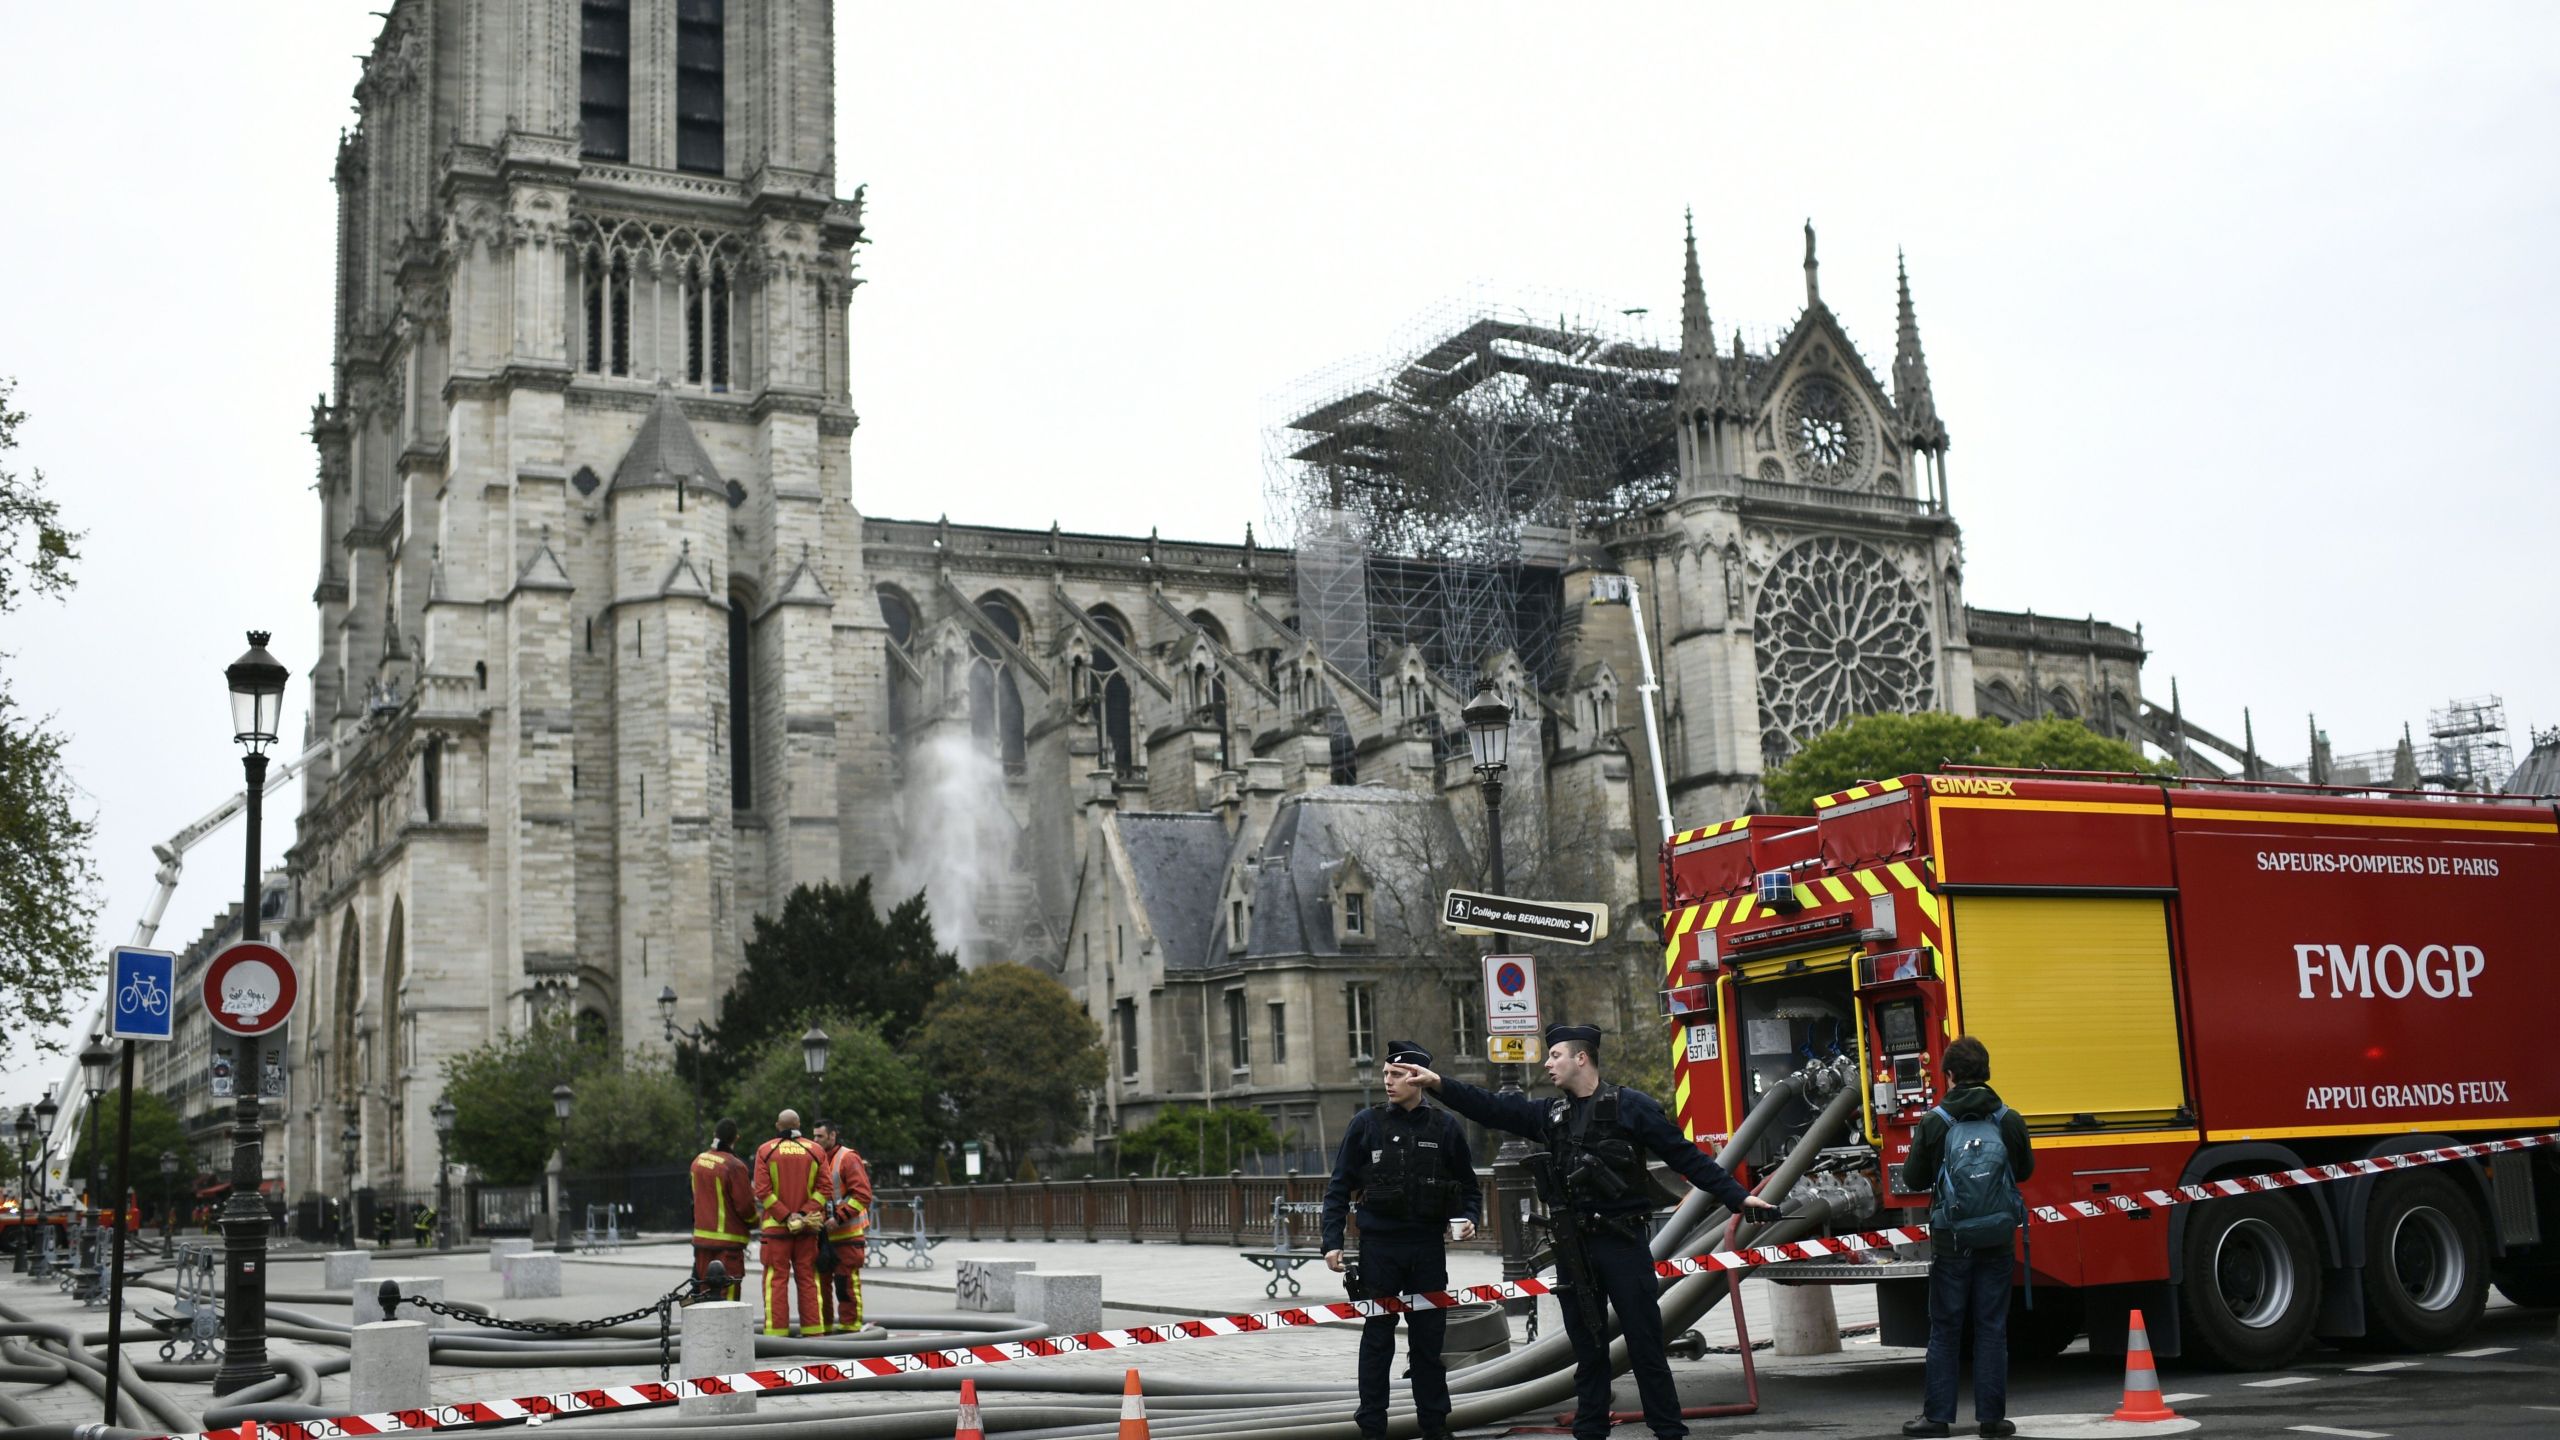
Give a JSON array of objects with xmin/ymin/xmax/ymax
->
[{"xmin": 1521, "ymin": 1150, "xmax": 1611, "ymax": 1346}]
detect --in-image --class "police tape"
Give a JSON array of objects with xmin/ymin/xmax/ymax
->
[{"xmin": 169, "ymin": 1129, "xmax": 2558, "ymax": 1440}]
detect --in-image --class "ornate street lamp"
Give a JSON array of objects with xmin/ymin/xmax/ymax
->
[
  {"xmin": 10, "ymin": 1104, "xmax": 34, "ymax": 1275},
  {"xmin": 74, "ymin": 1036, "xmax": 114, "ymax": 1300},
  {"xmin": 431, "ymin": 1097, "xmax": 457, "ymax": 1251},
  {"xmin": 214, "ymin": 630, "xmax": 288, "ymax": 1396},
  {"xmin": 159, "ymin": 1151, "xmax": 178, "ymax": 1259},
  {"xmin": 658, "ymin": 985, "xmax": 707, "ymax": 1145},
  {"xmin": 1461, "ymin": 681, "xmax": 1534, "ymax": 1316},
  {"xmin": 801, "ymin": 1026, "xmax": 831, "ymax": 1120},
  {"xmin": 551, "ymin": 1084, "xmax": 575, "ymax": 1254}
]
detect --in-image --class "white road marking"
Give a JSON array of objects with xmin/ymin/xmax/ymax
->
[
  {"xmin": 2162, "ymin": 1392, "xmax": 2210, "ymax": 1402},
  {"xmin": 2245, "ymin": 1375, "xmax": 2318, "ymax": 1387},
  {"xmin": 2447, "ymin": 1345, "xmax": 2514, "ymax": 1358},
  {"xmin": 2287, "ymin": 1427, "xmax": 2389, "ymax": 1439},
  {"xmin": 2346, "ymin": 1361, "xmax": 2420, "ymax": 1372}
]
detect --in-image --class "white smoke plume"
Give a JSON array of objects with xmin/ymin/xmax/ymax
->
[{"xmin": 885, "ymin": 729, "xmax": 1013, "ymax": 970}]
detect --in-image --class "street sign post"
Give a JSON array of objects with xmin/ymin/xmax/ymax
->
[
  {"xmin": 1442, "ymin": 889, "xmax": 1610, "ymax": 946},
  {"xmin": 1486, "ymin": 1035, "xmax": 1533, "ymax": 1064},
  {"xmin": 201, "ymin": 941, "xmax": 298, "ymax": 1039},
  {"xmin": 1483, "ymin": 954, "xmax": 1541, "ymax": 1035},
  {"xmin": 109, "ymin": 948, "xmax": 178, "ymax": 1043}
]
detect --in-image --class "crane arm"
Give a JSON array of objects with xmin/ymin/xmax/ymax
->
[{"xmin": 129, "ymin": 741, "xmax": 330, "ymax": 948}]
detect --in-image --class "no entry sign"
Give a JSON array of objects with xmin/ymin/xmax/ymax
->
[{"xmin": 203, "ymin": 941, "xmax": 299, "ymax": 1039}]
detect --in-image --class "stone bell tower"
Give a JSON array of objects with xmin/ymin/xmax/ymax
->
[{"xmin": 292, "ymin": 0, "xmax": 873, "ymax": 1194}]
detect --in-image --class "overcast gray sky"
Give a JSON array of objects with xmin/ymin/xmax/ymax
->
[{"xmin": 4, "ymin": 2, "xmax": 2555, "ymax": 1106}]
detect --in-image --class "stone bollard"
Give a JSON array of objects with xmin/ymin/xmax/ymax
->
[
  {"xmin": 355, "ymin": 1276, "xmax": 447, "ymax": 1328},
  {"xmin": 486, "ymin": 1238, "xmax": 534, "ymax": 1273},
  {"xmin": 503, "ymin": 1251, "xmax": 564, "ymax": 1299},
  {"xmin": 679, "ymin": 1300, "xmax": 756, "ymax": 1418},
  {"xmin": 954, "ymin": 1259, "xmax": 1037, "ymax": 1313},
  {"xmin": 1015, "ymin": 1271, "xmax": 1102, "ymax": 1335},
  {"xmin": 1769, "ymin": 1281, "xmax": 1841, "ymax": 1356},
  {"xmin": 350, "ymin": 1320, "xmax": 430, "ymax": 1413},
  {"xmin": 325, "ymin": 1250, "xmax": 372, "ymax": 1289}
]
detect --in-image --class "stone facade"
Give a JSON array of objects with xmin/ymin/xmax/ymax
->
[{"xmin": 273, "ymin": 2, "xmax": 2146, "ymax": 1195}]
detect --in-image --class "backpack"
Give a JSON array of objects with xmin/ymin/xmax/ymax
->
[{"xmin": 1928, "ymin": 1105, "xmax": 2026, "ymax": 1252}]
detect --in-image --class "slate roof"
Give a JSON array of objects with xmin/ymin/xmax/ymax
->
[
  {"xmin": 611, "ymin": 388, "xmax": 726, "ymax": 492},
  {"xmin": 1226, "ymin": 785, "xmax": 1464, "ymax": 961},
  {"xmin": 1117, "ymin": 811, "xmax": 1233, "ymax": 968},
  {"xmin": 2505, "ymin": 732, "xmax": 2560, "ymax": 797}
]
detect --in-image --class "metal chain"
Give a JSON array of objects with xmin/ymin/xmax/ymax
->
[{"xmin": 383, "ymin": 1274, "xmax": 708, "ymax": 1337}]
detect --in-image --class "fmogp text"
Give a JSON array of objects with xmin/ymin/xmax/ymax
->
[{"xmin": 2293, "ymin": 942, "xmax": 2486, "ymax": 1000}]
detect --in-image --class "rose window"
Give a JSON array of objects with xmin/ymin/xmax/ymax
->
[
  {"xmin": 1755, "ymin": 536, "xmax": 1936, "ymax": 765},
  {"xmin": 1783, "ymin": 378, "xmax": 1868, "ymax": 487}
]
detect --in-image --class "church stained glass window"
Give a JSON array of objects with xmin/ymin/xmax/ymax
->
[{"xmin": 1754, "ymin": 536, "xmax": 1935, "ymax": 765}]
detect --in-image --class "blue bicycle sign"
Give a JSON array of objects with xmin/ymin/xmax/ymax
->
[{"xmin": 109, "ymin": 947, "xmax": 178, "ymax": 1042}]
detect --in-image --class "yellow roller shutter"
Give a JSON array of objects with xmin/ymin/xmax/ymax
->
[{"xmin": 1946, "ymin": 895, "xmax": 2187, "ymax": 1128}]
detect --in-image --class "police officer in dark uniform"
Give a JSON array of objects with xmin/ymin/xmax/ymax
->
[
  {"xmin": 1390, "ymin": 1023, "xmax": 1775, "ymax": 1440},
  {"xmin": 1322, "ymin": 1040, "xmax": 1483, "ymax": 1440}
]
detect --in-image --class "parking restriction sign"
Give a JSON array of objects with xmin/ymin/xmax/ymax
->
[{"xmin": 1483, "ymin": 954, "xmax": 1540, "ymax": 1035}]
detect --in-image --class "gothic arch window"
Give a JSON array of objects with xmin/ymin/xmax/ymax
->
[
  {"xmin": 1088, "ymin": 609, "xmax": 1134, "ymax": 776},
  {"xmin": 970, "ymin": 593, "xmax": 1028, "ymax": 770},
  {"xmin": 578, "ymin": 1, "xmax": 631, "ymax": 162},
  {"xmin": 1212, "ymin": 676, "xmax": 1232, "ymax": 770},
  {"xmin": 877, "ymin": 587, "xmax": 915, "ymax": 741},
  {"xmin": 2046, "ymin": 686, "xmax": 2079, "ymax": 719},
  {"xmin": 421, "ymin": 736, "xmax": 442, "ymax": 822},
  {"xmin": 1781, "ymin": 376, "xmax": 1871, "ymax": 488},
  {"xmin": 1327, "ymin": 709, "xmax": 1358, "ymax": 785},
  {"xmin": 577, "ymin": 222, "xmax": 738, "ymax": 388},
  {"xmin": 332, "ymin": 910, "xmax": 362, "ymax": 1115},
  {"xmin": 673, "ymin": 0, "xmax": 725, "ymax": 175},
  {"xmin": 1188, "ymin": 610, "xmax": 1228, "ymax": 650},
  {"xmin": 1753, "ymin": 536, "xmax": 1936, "ymax": 765},
  {"xmin": 1984, "ymin": 678, "xmax": 2019, "ymax": 714},
  {"xmin": 575, "ymin": 1008, "xmax": 611, "ymax": 1048},
  {"xmin": 728, "ymin": 594, "xmax": 754, "ymax": 806},
  {"xmin": 381, "ymin": 900, "xmax": 407, "ymax": 1170}
]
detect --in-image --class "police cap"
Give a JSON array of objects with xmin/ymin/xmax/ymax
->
[
  {"xmin": 1544, "ymin": 1022, "xmax": 1603, "ymax": 1052},
  {"xmin": 1383, "ymin": 1039, "xmax": 1432, "ymax": 1066}
]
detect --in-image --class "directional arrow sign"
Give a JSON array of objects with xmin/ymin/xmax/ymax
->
[{"xmin": 1442, "ymin": 890, "xmax": 1610, "ymax": 946}]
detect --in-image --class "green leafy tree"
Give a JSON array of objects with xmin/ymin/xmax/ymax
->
[
  {"xmin": 699, "ymin": 879, "xmax": 958, "ymax": 1094},
  {"xmin": 1761, "ymin": 712, "xmax": 2167, "ymax": 815},
  {"xmin": 723, "ymin": 1012, "xmax": 932, "ymax": 1168},
  {"xmin": 911, "ymin": 964, "xmax": 1105, "ymax": 1172},
  {"xmin": 1117, "ymin": 1105, "xmax": 1283, "ymax": 1177},
  {"xmin": 563, "ymin": 1062, "xmax": 698, "ymax": 1173},
  {"xmin": 0, "ymin": 378, "xmax": 100, "ymax": 1061},
  {"xmin": 65, "ymin": 1089, "xmax": 196, "ymax": 1217},
  {"xmin": 440, "ymin": 1014, "xmax": 607, "ymax": 1184}
]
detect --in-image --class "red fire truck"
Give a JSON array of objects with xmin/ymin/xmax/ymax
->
[{"xmin": 1657, "ymin": 770, "xmax": 2560, "ymax": 1367}]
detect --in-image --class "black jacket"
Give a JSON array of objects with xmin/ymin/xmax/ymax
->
[
  {"xmin": 1322, "ymin": 1100, "xmax": 1482, "ymax": 1253},
  {"xmin": 1434, "ymin": 1075, "xmax": 1751, "ymax": 1215},
  {"xmin": 1895, "ymin": 1083, "xmax": 2035, "ymax": 1196}
]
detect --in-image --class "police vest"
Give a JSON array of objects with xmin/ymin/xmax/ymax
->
[
  {"xmin": 1545, "ymin": 1087, "xmax": 1667, "ymax": 1211},
  {"xmin": 1359, "ymin": 1104, "xmax": 1462, "ymax": 1222}
]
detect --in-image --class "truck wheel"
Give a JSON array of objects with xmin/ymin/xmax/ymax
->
[
  {"xmin": 2359, "ymin": 1170, "xmax": 2485, "ymax": 1350},
  {"xmin": 2179, "ymin": 1194, "xmax": 2321, "ymax": 1369}
]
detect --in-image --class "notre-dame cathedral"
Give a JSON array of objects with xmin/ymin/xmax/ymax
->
[{"xmin": 275, "ymin": 0, "xmax": 2149, "ymax": 1195}]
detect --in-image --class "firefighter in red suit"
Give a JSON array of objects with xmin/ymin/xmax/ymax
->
[
  {"xmin": 751, "ymin": 1108, "xmax": 828, "ymax": 1337},
  {"xmin": 687, "ymin": 1118, "xmax": 754, "ymax": 1302},
  {"xmin": 812, "ymin": 1120, "xmax": 874, "ymax": 1334}
]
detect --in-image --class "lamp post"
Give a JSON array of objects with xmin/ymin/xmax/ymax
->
[
  {"xmin": 431, "ymin": 1097, "xmax": 456, "ymax": 1251},
  {"xmin": 74, "ymin": 1036, "xmax": 114, "ymax": 1300},
  {"xmin": 26, "ymin": 1089, "xmax": 58, "ymax": 1275},
  {"xmin": 10, "ymin": 1104, "xmax": 34, "ymax": 1274},
  {"xmin": 801, "ymin": 1026, "xmax": 831, "ymax": 1122},
  {"xmin": 159, "ymin": 1152, "xmax": 178, "ymax": 1259},
  {"xmin": 657, "ymin": 985, "xmax": 707, "ymax": 1145},
  {"xmin": 339, "ymin": 1121, "xmax": 360, "ymax": 1248},
  {"xmin": 1462, "ymin": 681, "xmax": 1535, "ymax": 1315},
  {"xmin": 214, "ymin": 629, "xmax": 287, "ymax": 1396},
  {"xmin": 551, "ymin": 1084, "xmax": 575, "ymax": 1254}
]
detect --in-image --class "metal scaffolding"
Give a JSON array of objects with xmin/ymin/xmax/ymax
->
[{"xmin": 1265, "ymin": 291, "xmax": 1678, "ymax": 694}]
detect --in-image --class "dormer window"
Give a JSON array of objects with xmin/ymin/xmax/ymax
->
[
  {"xmin": 1332, "ymin": 855, "xmax": 1375, "ymax": 951},
  {"xmin": 1343, "ymin": 892, "xmax": 1366, "ymax": 936}
]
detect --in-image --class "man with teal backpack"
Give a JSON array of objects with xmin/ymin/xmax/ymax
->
[{"xmin": 1897, "ymin": 1036, "xmax": 2034, "ymax": 1439}]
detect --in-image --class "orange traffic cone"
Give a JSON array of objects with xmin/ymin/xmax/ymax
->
[
  {"xmin": 2110, "ymin": 1308, "xmax": 2180, "ymax": 1423},
  {"xmin": 953, "ymin": 1377, "xmax": 985, "ymax": 1440},
  {"xmin": 1117, "ymin": 1367, "xmax": 1150, "ymax": 1439}
]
